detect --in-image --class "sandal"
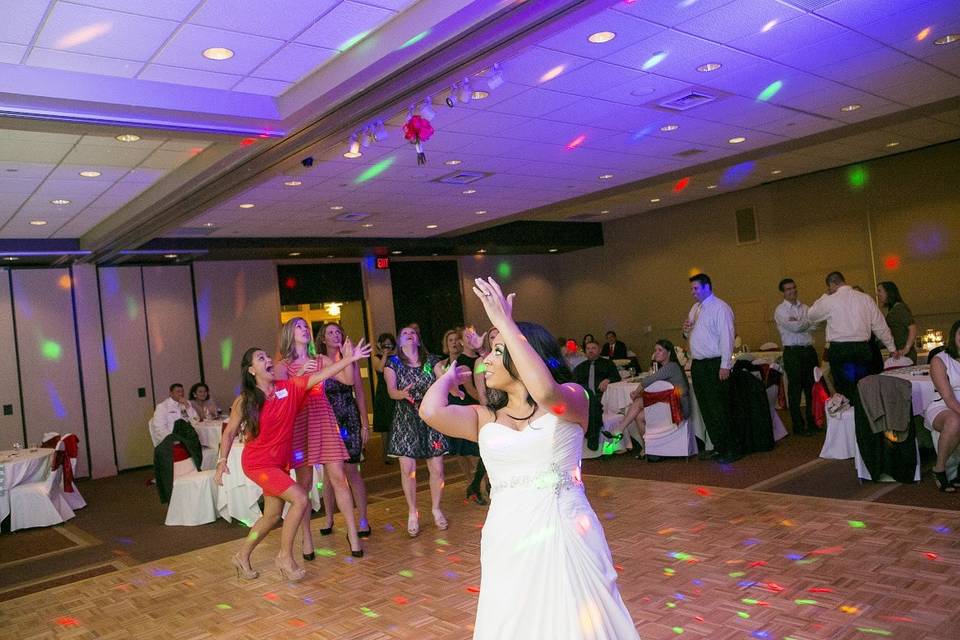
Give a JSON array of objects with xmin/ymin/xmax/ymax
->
[
  {"xmin": 407, "ymin": 512, "xmax": 420, "ymax": 538},
  {"xmin": 432, "ymin": 509, "xmax": 448, "ymax": 531},
  {"xmin": 601, "ymin": 430, "xmax": 623, "ymax": 442},
  {"xmin": 933, "ymin": 469, "xmax": 956, "ymax": 493},
  {"xmin": 231, "ymin": 553, "xmax": 258, "ymax": 580},
  {"xmin": 275, "ymin": 555, "xmax": 306, "ymax": 582}
]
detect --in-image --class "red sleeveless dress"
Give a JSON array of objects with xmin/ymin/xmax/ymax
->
[{"xmin": 240, "ymin": 377, "xmax": 308, "ymax": 497}]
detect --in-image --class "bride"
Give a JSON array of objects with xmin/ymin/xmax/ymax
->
[{"xmin": 420, "ymin": 277, "xmax": 639, "ymax": 639}]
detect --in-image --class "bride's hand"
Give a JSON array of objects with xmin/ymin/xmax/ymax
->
[{"xmin": 473, "ymin": 277, "xmax": 515, "ymax": 327}]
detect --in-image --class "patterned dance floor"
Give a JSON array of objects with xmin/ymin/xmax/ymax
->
[{"xmin": 2, "ymin": 475, "xmax": 959, "ymax": 639}]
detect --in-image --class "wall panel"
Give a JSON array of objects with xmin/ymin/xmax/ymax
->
[
  {"xmin": 0, "ymin": 270, "xmax": 22, "ymax": 448},
  {"xmin": 142, "ymin": 266, "xmax": 201, "ymax": 405}
]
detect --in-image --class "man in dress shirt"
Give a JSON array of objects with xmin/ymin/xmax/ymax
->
[
  {"xmin": 682, "ymin": 273, "xmax": 739, "ymax": 463},
  {"xmin": 807, "ymin": 271, "xmax": 895, "ymax": 401},
  {"xmin": 774, "ymin": 278, "xmax": 819, "ymax": 436},
  {"xmin": 573, "ymin": 341, "xmax": 620, "ymax": 450},
  {"xmin": 600, "ymin": 331, "xmax": 629, "ymax": 359},
  {"xmin": 151, "ymin": 383, "xmax": 199, "ymax": 443}
]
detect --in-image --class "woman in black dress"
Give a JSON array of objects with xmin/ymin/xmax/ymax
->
[
  {"xmin": 372, "ymin": 333, "xmax": 397, "ymax": 464},
  {"xmin": 438, "ymin": 328, "xmax": 485, "ymax": 503},
  {"xmin": 384, "ymin": 325, "xmax": 448, "ymax": 537},
  {"xmin": 318, "ymin": 322, "xmax": 372, "ymax": 538}
]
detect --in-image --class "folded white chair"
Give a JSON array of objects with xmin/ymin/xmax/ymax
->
[
  {"xmin": 643, "ymin": 380, "xmax": 697, "ymax": 457},
  {"xmin": 200, "ymin": 446, "xmax": 218, "ymax": 471},
  {"xmin": 820, "ymin": 406, "xmax": 857, "ymax": 460},
  {"xmin": 883, "ymin": 356, "xmax": 913, "ymax": 370},
  {"xmin": 10, "ymin": 443, "xmax": 75, "ymax": 531},
  {"xmin": 59, "ymin": 433, "xmax": 86, "ymax": 510},
  {"xmin": 165, "ymin": 457, "xmax": 218, "ymax": 526}
]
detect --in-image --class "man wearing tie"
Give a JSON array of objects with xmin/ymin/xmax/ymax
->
[
  {"xmin": 774, "ymin": 278, "xmax": 819, "ymax": 436},
  {"xmin": 573, "ymin": 340, "xmax": 620, "ymax": 451},
  {"xmin": 683, "ymin": 273, "xmax": 739, "ymax": 463}
]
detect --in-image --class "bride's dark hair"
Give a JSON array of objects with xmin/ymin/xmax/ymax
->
[{"xmin": 486, "ymin": 322, "xmax": 571, "ymax": 410}]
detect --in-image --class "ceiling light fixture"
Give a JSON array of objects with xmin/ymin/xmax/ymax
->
[
  {"xmin": 418, "ymin": 99, "xmax": 437, "ymax": 121},
  {"xmin": 202, "ymin": 47, "xmax": 234, "ymax": 60},
  {"xmin": 471, "ymin": 90, "xmax": 489, "ymax": 100},
  {"xmin": 696, "ymin": 62, "xmax": 722, "ymax": 72},
  {"xmin": 462, "ymin": 189, "xmax": 477, "ymax": 195},
  {"xmin": 3, "ymin": 256, "xmax": 19, "ymax": 261},
  {"xmin": 486, "ymin": 63, "xmax": 504, "ymax": 90},
  {"xmin": 885, "ymin": 141, "xmax": 900, "ymax": 148},
  {"xmin": 660, "ymin": 124, "xmax": 679, "ymax": 132},
  {"xmin": 164, "ymin": 254, "xmax": 178, "ymax": 259},
  {"xmin": 373, "ymin": 120, "xmax": 388, "ymax": 140},
  {"xmin": 330, "ymin": 205, "xmax": 344, "ymax": 210},
  {"xmin": 771, "ymin": 169, "xmax": 782, "ymax": 174},
  {"xmin": 598, "ymin": 174, "xmax": 614, "ymax": 180},
  {"xmin": 934, "ymin": 34, "xmax": 959, "ymax": 45},
  {"xmin": 475, "ymin": 210, "xmax": 487, "ymax": 215},
  {"xmin": 588, "ymin": 31, "xmax": 616, "ymax": 44},
  {"xmin": 840, "ymin": 103, "xmax": 861, "ymax": 112},
  {"xmin": 444, "ymin": 159, "xmax": 462, "ymax": 166},
  {"xmin": 50, "ymin": 199, "xmax": 71, "ymax": 205},
  {"xmin": 344, "ymin": 135, "xmax": 362, "ymax": 158},
  {"xmin": 284, "ymin": 180, "xmax": 302, "ymax": 186},
  {"xmin": 79, "ymin": 170, "xmax": 101, "ymax": 178},
  {"xmin": 457, "ymin": 78, "xmax": 473, "ymax": 104},
  {"xmin": 426, "ymin": 224, "xmax": 438, "ymax": 229},
  {"xmin": 391, "ymin": 250, "xmax": 402, "ymax": 255},
  {"xmin": 477, "ymin": 249, "xmax": 486, "ymax": 254},
  {"xmin": 115, "ymin": 134, "xmax": 140, "ymax": 142},
  {"xmin": 30, "ymin": 220, "xmax": 47, "ymax": 226},
  {"xmin": 361, "ymin": 223, "xmax": 374, "ymax": 228},
  {"xmin": 288, "ymin": 252, "xmax": 301, "ymax": 256},
  {"xmin": 548, "ymin": 248, "xmax": 558, "ymax": 253},
  {"xmin": 650, "ymin": 198, "xmax": 661, "ymax": 203},
  {"xmin": 706, "ymin": 184, "xmax": 717, "ymax": 189},
  {"xmin": 728, "ymin": 136, "xmax": 746, "ymax": 144},
  {"xmin": 202, "ymin": 222, "xmax": 216, "ymax": 228},
  {"xmin": 239, "ymin": 203, "xmax": 255, "ymax": 209},
  {"xmin": 600, "ymin": 209, "xmax": 610, "ymax": 214}
]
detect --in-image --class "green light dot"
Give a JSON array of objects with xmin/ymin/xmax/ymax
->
[
  {"xmin": 757, "ymin": 80, "xmax": 783, "ymax": 102},
  {"xmin": 216, "ymin": 603, "xmax": 232, "ymax": 610},
  {"xmin": 41, "ymin": 340, "xmax": 62, "ymax": 361},
  {"xmin": 220, "ymin": 337, "xmax": 233, "ymax": 371},
  {"xmin": 316, "ymin": 548, "xmax": 336, "ymax": 557},
  {"xmin": 399, "ymin": 569, "xmax": 414, "ymax": 577},
  {"xmin": 847, "ymin": 166, "xmax": 868, "ymax": 189},
  {"xmin": 359, "ymin": 606, "xmax": 380, "ymax": 618},
  {"xmin": 742, "ymin": 598, "xmax": 758, "ymax": 605},
  {"xmin": 855, "ymin": 628, "xmax": 892, "ymax": 637},
  {"xmin": 435, "ymin": 539, "xmax": 449, "ymax": 546},
  {"xmin": 663, "ymin": 568, "xmax": 675, "ymax": 575},
  {"xmin": 795, "ymin": 599, "xmax": 817, "ymax": 605},
  {"xmin": 354, "ymin": 156, "xmax": 396, "ymax": 184},
  {"xmin": 475, "ymin": 363, "xmax": 487, "ymax": 374},
  {"xmin": 848, "ymin": 520, "xmax": 866, "ymax": 528},
  {"xmin": 737, "ymin": 611, "xmax": 750, "ymax": 619},
  {"xmin": 666, "ymin": 602, "xmax": 677, "ymax": 608},
  {"xmin": 399, "ymin": 30, "xmax": 430, "ymax": 49},
  {"xmin": 247, "ymin": 531, "xmax": 258, "ymax": 540},
  {"xmin": 672, "ymin": 627, "xmax": 684, "ymax": 634},
  {"xmin": 496, "ymin": 261, "xmax": 512, "ymax": 279},
  {"xmin": 729, "ymin": 571, "xmax": 745, "ymax": 578},
  {"xmin": 339, "ymin": 30, "xmax": 371, "ymax": 51}
]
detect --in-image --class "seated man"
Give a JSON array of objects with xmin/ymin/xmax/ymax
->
[
  {"xmin": 573, "ymin": 340, "xmax": 621, "ymax": 450},
  {"xmin": 151, "ymin": 383, "xmax": 199, "ymax": 445},
  {"xmin": 600, "ymin": 331, "xmax": 629, "ymax": 359}
]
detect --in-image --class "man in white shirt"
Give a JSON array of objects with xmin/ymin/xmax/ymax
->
[
  {"xmin": 151, "ymin": 383, "xmax": 199, "ymax": 445},
  {"xmin": 774, "ymin": 278, "xmax": 819, "ymax": 436},
  {"xmin": 682, "ymin": 273, "xmax": 739, "ymax": 463}
]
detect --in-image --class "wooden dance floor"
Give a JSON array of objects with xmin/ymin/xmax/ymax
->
[{"xmin": 3, "ymin": 475, "xmax": 959, "ymax": 639}]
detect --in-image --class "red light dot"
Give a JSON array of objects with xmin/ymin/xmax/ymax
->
[
  {"xmin": 284, "ymin": 277, "xmax": 297, "ymax": 289},
  {"xmin": 56, "ymin": 617, "xmax": 80, "ymax": 627},
  {"xmin": 694, "ymin": 486, "xmax": 711, "ymax": 496},
  {"xmin": 466, "ymin": 585, "xmax": 480, "ymax": 593},
  {"xmin": 883, "ymin": 255, "xmax": 901, "ymax": 270},
  {"xmin": 240, "ymin": 137, "xmax": 256, "ymax": 146},
  {"xmin": 551, "ymin": 403, "xmax": 566, "ymax": 415},
  {"xmin": 566, "ymin": 340, "xmax": 577, "ymax": 352},
  {"xmin": 673, "ymin": 177, "xmax": 690, "ymax": 192},
  {"xmin": 923, "ymin": 551, "xmax": 938, "ymax": 560},
  {"xmin": 393, "ymin": 596, "xmax": 409, "ymax": 605}
]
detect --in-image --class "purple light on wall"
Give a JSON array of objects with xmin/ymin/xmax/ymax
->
[
  {"xmin": 45, "ymin": 381, "xmax": 67, "ymax": 419},
  {"xmin": 197, "ymin": 286, "xmax": 211, "ymax": 340},
  {"xmin": 101, "ymin": 268, "xmax": 120, "ymax": 298},
  {"xmin": 908, "ymin": 224, "xmax": 946, "ymax": 257},
  {"xmin": 105, "ymin": 335, "xmax": 119, "ymax": 373}
]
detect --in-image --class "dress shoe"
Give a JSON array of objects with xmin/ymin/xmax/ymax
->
[{"xmin": 697, "ymin": 449, "xmax": 717, "ymax": 461}]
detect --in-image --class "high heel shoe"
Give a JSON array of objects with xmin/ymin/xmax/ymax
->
[
  {"xmin": 465, "ymin": 485, "xmax": 488, "ymax": 506},
  {"xmin": 601, "ymin": 430, "xmax": 623, "ymax": 442},
  {"xmin": 302, "ymin": 550, "xmax": 316, "ymax": 561},
  {"xmin": 231, "ymin": 553, "xmax": 258, "ymax": 580},
  {"xmin": 346, "ymin": 535, "xmax": 364, "ymax": 558},
  {"xmin": 275, "ymin": 555, "xmax": 306, "ymax": 582},
  {"xmin": 432, "ymin": 509, "xmax": 448, "ymax": 531},
  {"xmin": 407, "ymin": 512, "xmax": 420, "ymax": 538},
  {"xmin": 933, "ymin": 469, "xmax": 956, "ymax": 493},
  {"xmin": 357, "ymin": 519, "xmax": 371, "ymax": 538},
  {"xmin": 319, "ymin": 525, "xmax": 333, "ymax": 536}
]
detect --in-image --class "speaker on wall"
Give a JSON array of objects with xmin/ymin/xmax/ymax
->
[{"xmin": 735, "ymin": 207, "xmax": 758, "ymax": 245}]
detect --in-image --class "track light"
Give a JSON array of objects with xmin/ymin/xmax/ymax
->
[
  {"xmin": 344, "ymin": 135, "xmax": 361, "ymax": 158},
  {"xmin": 360, "ymin": 126, "xmax": 372, "ymax": 148},
  {"xmin": 486, "ymin": 63, "xmax": 504, "ymax": 90},
  {"xmin": 373, "ymin": 121, "xmax": 387, "ymax": 141},
  {"xmin": 457, "ymin": 78, "xmax": 472, "ymax": 104},
  {"xmin": 419, "ymin": 97, "xmax": 436, "ymax": 121},
  {"xmin": 445, "ymin": 85, "xmax": 457, "ymax": 107}
]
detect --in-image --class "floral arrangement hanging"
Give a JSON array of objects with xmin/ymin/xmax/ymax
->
[{"xmin": 403, "ymin": 114, "xmax": 434, "ymax": 165}]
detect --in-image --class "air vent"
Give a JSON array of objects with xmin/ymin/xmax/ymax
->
[
  {"xmin": 334, "ymin": 212, "xmax": 369, "ymax": 222},
  {"xmin": 735, "ymin": 207, "xmax": 758, "ymax": 245},
  {"xmin": 658, "ymin": 90, "xmax": 717, "ymax": 111},
  {"xmin": 783, "ymin": 0, "xmax": 838, "ymax": 11},
  {"xmin": 434, "ymin": 170, "xmax": 491, "ymax": 185},
  {"xmin": 674, "ymin": 148, "xmax": 705, "ymax": 158}
]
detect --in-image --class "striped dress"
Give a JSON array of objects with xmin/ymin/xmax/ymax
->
[{"xmin": 281, "ymin": 358, "xmax": 348, "ymax": 466}]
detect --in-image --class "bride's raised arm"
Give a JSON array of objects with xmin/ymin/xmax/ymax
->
[
  {"xmin": 419, "ymin": 363, "xmax": 483, "ymax": 441},
  {"xmin": 472, "ymin": 277, "xmax": 588, "ymax": 427}
]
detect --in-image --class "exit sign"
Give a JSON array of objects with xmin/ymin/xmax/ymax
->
[{"xmin": 375, "ymin": 257, "xmax": 390, "ymax": 270}]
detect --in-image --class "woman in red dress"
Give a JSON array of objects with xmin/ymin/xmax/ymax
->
[{"xmin": 216, "ymin": 339, "xmax": 370, "ymax": 581}]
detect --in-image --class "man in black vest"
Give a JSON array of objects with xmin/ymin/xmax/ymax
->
[{"xmin": 573, "ymin": 340, "xmax": 620, "ymax": 450}]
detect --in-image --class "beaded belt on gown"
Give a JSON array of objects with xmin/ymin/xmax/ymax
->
[{"xmin": 489, "ymin": 464, "xmax": 583, "ymax": 495}]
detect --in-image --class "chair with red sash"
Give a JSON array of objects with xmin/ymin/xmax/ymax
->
[
  {"xmin": 9, "ymin": 440, "xmax": 76, "ymax": 531},
  {"xmin": 642, "ymin": 380, "xmax": 697, "ymax": 458},
  {"xmin": 752, "ymin": 359, "xmax": 788, "ymax": 442},
  {"xmin": 58, "ymin": 433, "xmax": 86, "ymax": 510},
  {"xmin": 165, "ymin": 442, "xmax": 218, "ymax": 526}
]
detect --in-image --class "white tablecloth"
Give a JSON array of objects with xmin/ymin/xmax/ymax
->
[
  {"xmin": 881, "ymin": 366, "xmax": 936, "ymax": 416},
  {"xmin": 195, "ymin": 421, "xmax": 224, "ymax": 449},
  {"xmin": 216, "ymin": 441, "xmax": 262, "ymax": 525},
  {"xmin": 0, "ymin": 448, "xmax": 54, "ymax": 523}
]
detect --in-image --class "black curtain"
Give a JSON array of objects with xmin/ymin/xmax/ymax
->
[{"xmin": 390, "ymin": 261, "xmax": 464, "ymax": 355}]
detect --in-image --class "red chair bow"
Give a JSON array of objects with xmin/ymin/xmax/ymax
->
[
  {"xmin": 811, "ymin": 380, "xmax": 830, "ymax": 429},
  {"xmin": 51, "ymin": 448, "xmax": 75, "ymax": 493},
  {"xmin": 60, "ymin": 433, "xmax": 79, "ymax": 460},
  {"xmin": 642, "ymin": 388, "xmax": 684, "ymax": 426},
  {"xmin": 172, "ymin": 443, "xmax": 191, "ymax": 462}
]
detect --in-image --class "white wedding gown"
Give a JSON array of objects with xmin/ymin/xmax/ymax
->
[{"xmin": 474, "ymin": 413, "xmax": 640, "ymax": 639}]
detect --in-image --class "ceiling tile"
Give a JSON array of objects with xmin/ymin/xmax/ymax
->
[
  {"xmin": 0, "ymin": 163, "xmax": 57, "ymax": 180},
  {"xmin": 0, "ymin": 140, "xmax": 73, "ymax": 163},
  {"xmin": 728, "ymin": 14, "xmax": 846, "ymax": 60},
  {"xmin": 774, "ymin": 31, "xmax": 884, "ymax": 72},
  {"xmin": 540, "ymin": 61, "xmax": 645, "ymax": 95},
  {"xmin": 46, "ymin": 164, "xmax": 129, "ymax": 181},
  {"xmin": 191, "ymin": 0, "xmax": 340, "ymax": 40},
  {"xmin": 593, "ymin": 73, "xmax": 692, "ymax": 106},
  {"xmin": 67, "ymin": 0, "xmax": 199, "ymax": 21},
  {"xmin": 27, "ymin": 47, "xmax": 143, "ymax": 77},
  {"xmin": 486, "ymin": 87, "xmax": 581, "ymax": 118},
  {"xmin": 139, "ymin": 63, "xmax": 241, "ymax": 89},
  {"xmin": 252, "ymin": 43, "xmax": 337, "ymax": 82},
  {"xmin": 297, "ymin": 1, "xmax": 394, "ymax": 50},
  {"xmin": 500, "ymin": 46, "xmax": 592, "ymax": 87},
  {"xmin": 0, "ymin": 0, "xmax": 51, "ymax": 45},
  {"xmin": 815, "ymin": 0, "xmax": 932, "ymax": 29},
  {"xmin": 0, "ymin": 42, "xmax": 26, "ymax": 64},
  {"xmin": 603, "ymin": 29, "xmax": 759, "ymax": 83},
  {"xmin": 542, "ymin": 97, "xmax": 635, "ymax": 126},
  {"xmin": 62, "ymin": 143, "xmax": 154, "ymax": 168},
  {"xmin": 500, "ymin": 119, "xmax": 620, "ymax": 146},
  {"xmin": 36, "ymin": 2, "xmax": 178, "ymax": 61},
  {"xmin": 538, "ymin": 10, "xmax": 661, "ymax": 59},
  {"xmin": 675, "ymin": 0, "xmax": 804, "ymax": 44},
  {"xmin": 813, "ymin": 47, "xmax": 914, "ymax": 83},
  {"xmin": 615, "ymin": 0, "xmax": 736, "ymax": 28},
  {"xmin": 233, "ymin": 76, "xmax": 291, "ymax": 95},
  {"xmin": 152, "ymin": 23, "xmax": 284, "ymax": 75}
]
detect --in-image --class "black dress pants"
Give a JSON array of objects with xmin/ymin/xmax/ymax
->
[
  {"xmin": 782, "ymin": 345, "xmax": 818, "ymax": 432},
  {"xmin": 691, "ymin": 358, "xmax": 737, "ymax": 457}
]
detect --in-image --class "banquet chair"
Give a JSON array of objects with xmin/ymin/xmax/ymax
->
[
  {"xmin": 9, "ymin": 441, "xmax": 76, "ymax": 531},
  {"xmin": 883, "ymin": 356, "xmax": 913, "ymax": 370},
  {"xmin": 58, "ymin": 433, "xmax": 87, "ymax": 510},
  {"xmin": 752, "ymin": 359, "xmax": 788, "ymax": 441},
  {"xmin": 165, "ymin": 445, "xmax": 218, "ymax": 526},
  {"xmin": 817, "ymin": 367, "xmax": 857, "ymax": 459},
  {"xmin": 642, "ymin": 380, "xmax": 697, "ymax": 458},
  {"xmin": 926, "ymin": 422, "xmax": 960, "ymax": 483},
  {"xmin": 758, "ymin": 342, "xmax": 779, "ymax": 351}
]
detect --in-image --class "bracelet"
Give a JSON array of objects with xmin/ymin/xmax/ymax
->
[{"xmin": 216, "ymin": 457, "xmax": 227, "ymax": 465}]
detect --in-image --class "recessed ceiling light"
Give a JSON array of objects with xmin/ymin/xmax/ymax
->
[
  {"xmin": 598, "ymin": 174, "xmax": 614, "ymax": 180},
  {"xmin": 50, "ymin": 199, "xmax": 70, "ymax": 205},
  {"xmin": 239, "ymin": 203, "xmax": 255, "ymax": 209},
  {"xmin": 343, "ymin": 150, "xmax": 362, "ymax": 158},
  {"xmin": 600, "ymin": 209, "xmax": 610, "ymax": 214},
  {"xmin": 164, "ymin": 254, "xmax": 177, "ymax": 259},
  {"xmin": 934, "ymin": 34, "xmax": 959, "ymax": 45},
  {"xmin": 444, "ymin": 159, "xmax": 462, "ymax": 165},
  {"xmin": 840, "ymin": 103, "xmax": 861, "ymax": 112},
  {"xmin": 706, "ymin": 184, "xmax": 717, "ymax": 189},
  {"xmin": 79, "ymin": 170, "xmax": 101, "ymax": 178},
  {"xmin": 771, "ymin": 169, "xmax": 782, "ymax": 175},
  {"xmin": 728, "ymin": 136, "xmax": 746, "ymax": 144},
  {"xmin": 330, "ymin": 205, "xmax": 344, "ymax": 210},
  {"xmin": 660, "ymin": 124, "xmax": 679, "ymax": 132},
  {"xmin": 587, "ymin": 31, "xmax": 616, "ymax": 44},
  {"xmin": 115, "ymin": 134, "xmax": 140, "ymax": 142},
  {"xmin": 548, "ymin": 248, "xmax": 558, "ymax": 253},
  {"xmin": 284, "ymin": 180, "xmax": 302, "ymax": 186},
  {"xmin": 696, "ymin": 62, "xmax": 722, "ymax": 72},
  {"xmin": 202, "ymin": 222, "xmax": 216, "ymax": 228},
  {"xmin": 30, "ymin": 220, "xmax": 47, "ymax": 226},
  {"xmin": 3, "ymin": 256, "xmax": 19, "ymax": 261},
  {"xmin": 391, "ymin": 250, "xmax": 402, "ymax": 255},
  {"xmin": 288, "ymin": 252, "xmax": 301, "ymax": 256},
  {"xmin": 471, "ymin": 91, "xmax": 489, "ymax": 100},
  {"xmin": 650, "ymin": 198, "xmax": 661, "ymax": 203},
  {"xmin": 202, "ymin": 47, "xmax": 234, "ymax": 60},
  {"xmin": 885, "ymin": 141, "xmax": 900, "ymax": 148},
  {"xmin": 327, "ymin": 255, "xmax": 334, "ymax": 259},
  {"xmin": 426, "ymin": 224, "xmax": 438, "ymax": 229},
  {"xmin": 462, "ymin": 189, "xmax": 477, "ymax": 195},
  {"xmin": 361, "ymin": 223, "xmax": 374, "ymax": 228},
  {"xmin": 477, "ymin": 249, "xmax": 486, "ymax": 254},
  {"xmin": 475, "ymin": 210, "xmax": 487, "ymax": 215}
]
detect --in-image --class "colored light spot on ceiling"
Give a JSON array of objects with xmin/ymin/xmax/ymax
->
[
  {"xmin": 360, "ymin": 606, "xmax": 380, "ymax": 618},
  {"xmin": 398, "ymin": 569, "xmax": 414, "ymax": 577},
  {"xmin": 400, "ymin": 29, "xmax": 430, "ymax": 48},
  {"xmin": 56, "ymin": 616, "xmax": 81, "ymax": 627},
  {"xmin": 496, "ymin": 261, "xmax": 512, "ymax": 279},
  {"xmin": 761, "ymin": 19, "xmax": 778, "ymax": 32},
  {"xmin": 57, "ymin": 274, "xmax": 72, "ymax": 290},
  {"xmin": 847, "ymin": 165, "xmax": 868, "ymax": 189},
  {"xmin": 220, "ymin": 337, "xmax": 233, "ymax": 371},
  {"xmin": 721, "ymin": 160, "xmax": 755, "ymax": 186},
  {"xmin": 916, "ymin": 27, "xmax": 931, "ymax": 41},
  {"xmin": 756, "ymin": 80, "xmax": 783, "ymax": 102},
  {"xmin": 673, "ymin": 177, "xmax": 690, "ymax": 192},
  {"xmin": 55, "ymin": 22, "xmax": 111, "ymax": 49},
  {"xmin": 339, "ymin": 30, "xmax": 371, "ymax": 51},
  {"xmin": 41, "ymin": 339, "xmax": 62, "ymax": 360},
  {"xmin": 883, "ymin": 255, "xmax": 901, "ymax": 270},
  {"xmin": 566, "ymin": 134, "xmax": 586, "ymax": 149},
  {"xmin": 355, "ymin": 156, "xmax": 396, "ymax": 184},
  {"xmin": 642, "ymin": 51, "xmax": 668, "ymax": 70},
  {"xmin": 539, "ymin": 64, "xmax": 566, "ymax": 82},
  {"xmin": 240, "ymin": 137, "xmax": 256, "ymax": 147},
  {"xmin": 216, "ymin": 603, "xmax": 232, "ymax": 610},
  {"xmin": 848, "ymin": 520, "xmax": 866, "ymax": 528},
  {"xmin": 631, "ymin": 124, "xmax": 654, "ymax": 141},
  {"xmin": 125, "ymin": 295, "xmax": 139, "ymax": 319}
]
